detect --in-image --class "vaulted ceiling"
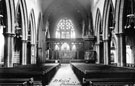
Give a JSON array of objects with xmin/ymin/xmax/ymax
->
[{"xmin": 38, "ymin": 0, "xmax": 93, "ymax": 38}]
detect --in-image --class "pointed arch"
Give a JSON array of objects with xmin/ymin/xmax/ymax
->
[
  {"xmin": 72, "ymin": 44, "xmax": 76, "ymax": 51},
  {"xmin": 27, "ymin": 9, "xmax": 36, "ymax": 64},
  {"xmin": 37, "ymin": 12, "xmax": 42, "ymax": 44},
  {"xmin": 55, "ymin": 45, "xmax": 59, "ymax": 50},
  {"xmin": 95, "ymin": 8, "xmax": 102, "ymax": 44},
  {"xmin": 115, "ymin": 0, "xmax": 125, "ymax": 33},
  {"xmin": 14, "ymin": 0, "xmax": 28, "ymax": 65},
  {"xmin": 102, "ymin": 0, "xmax": 115, "ymax": 65},
  {"xmin": 102, "ymin": 0, "xmax": 115, "ymax": 40},
  {"xmin": 115, "ymin": 0, "xmax": 135, "ymax": 33},
  {"xmin": 95, "ymin": 8, "xmax": 103, "ymax": 64},
  {"xmin": 15, "ymin": 0, "xmax": 28, "ymax": 40},
  {"xmin": 115, "ymin": 0, "xmax": 135, "ymax": 66},
  {"xmin": 21, "ymin": 0, "xmax": 28, "ymax": 39},
  {"xmin": 28, "ymin": 9, "xmax": 36, "ymax": 44},
  {"xmin": 61, "ymin": 43, "xmax": 70, "ymax": 51}
]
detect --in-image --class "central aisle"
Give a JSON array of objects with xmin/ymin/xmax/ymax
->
[{"xmin": 48, "ymin": 64, "xmax": 81, "ymax": 86}]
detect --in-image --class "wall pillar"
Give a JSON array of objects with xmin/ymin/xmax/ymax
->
[
  {"xmin": 116, "ymin": 33, "xmax": 126, "ymax": 67},
  {"xmin": 103, "ymin": 39, "xmax": 110, "ymax": 65}
]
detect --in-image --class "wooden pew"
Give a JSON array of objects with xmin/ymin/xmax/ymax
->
[
  {"xmin": 14, "ymin": 63, "xmax": 60, "ymax": 85},
  {"xmin": 0, "ymin": 63, "xmax": 60, "ymax": 86},
  {"xmin": 42, "ymin": 63, "xmax": 60, "ymax": 85},
  {"xmin": 71, "ymin": 63, "xmax": 135, "ymax": 86},
  {"xmin": 33, "ymin": 81, "xmax": 42, "ymax": 86},
  {"xmin": 0, "ymin": 78, "xmax": 33, "ymax": 86},
  {"xmin": 84, "ymin": 78, "xmax": 135, "ymax": 86}
]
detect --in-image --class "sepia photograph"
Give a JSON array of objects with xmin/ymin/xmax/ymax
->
[{"xmin": 0, "ymin": 0, "xmax": 135, "ymax": 86}]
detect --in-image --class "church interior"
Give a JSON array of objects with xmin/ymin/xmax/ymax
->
[{"xmin": 0, "ymin": 0, "xmax": 135, "ymax": 86}]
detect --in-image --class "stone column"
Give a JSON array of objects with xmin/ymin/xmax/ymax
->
[
  {"xmin": 34, "ymin": 44, "xmax": 37, "ymax": 64},
  {"xmin": 77, "ymin": 51, "xmax": 79, "ymax": 59},
  {"xmin": 131, "ymin": 46, "xmax": 134, "ymax": 64},
  {"xmin": 21, "ymin": 40, "xmax": 27, "ymax": 65},
  {"xmin": 31, "ymin": 44, "xmax": 36, "ymax": 64},
  {"xmin": 37, "ymin": 47, "xmax": 42, "ymax": 64},
  {"xmin": 95, "ymin": 43, "xmax": 100, "ymax": 64},
  {"xmin": 36, "ymin": 42, "xmax": 38, "ymax": 64},
  {"xmin": 4, "ymin": 33, "xmax": 14, "ymax": 67},
  {"xmin": 116, "ymin": 33, "xmax": 126, "ymax": 67},
  {"xmin": 103, "ymin": 39, "xmax": 110, "ymax": 65}
]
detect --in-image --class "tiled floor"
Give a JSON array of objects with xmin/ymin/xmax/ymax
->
[{"xmin": 48, "ymin": 64, "xmax": 81, "ymax": 86}]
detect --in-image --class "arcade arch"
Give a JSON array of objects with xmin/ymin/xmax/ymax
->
[
  {"xmin": 102, "ymin": 0, "xmax": 115, "ymax": 65},
  {"xmin": 115, "ymin": 0, "xmax": 135, "ymax": 66}
]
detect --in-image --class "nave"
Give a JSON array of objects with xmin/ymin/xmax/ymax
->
[{"xmin": 48, "ymin": 64, "xmax": 81, "ymax": 86}]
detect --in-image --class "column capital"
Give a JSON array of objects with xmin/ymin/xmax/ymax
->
[
  {"xmin": 103, "ymin": 39, "xmax": 109, "ymax": 42},
  {"xmin": 31, "ymin": 44, "xmax": 36, "ymax": 46},
  {"xmin": 3, "ymin": 32, "xmax": 15, "ymax": 37},
  {"xmin": 95, "ymin": 43, "xmax": 100, "ymax": 46},
  {"xmin": 22, "ymin": 39, "xmax": 28, "ymax": 43},
  {"xmin": 115, "ymin": 33, "xmax": 124, "ymax": 36}
]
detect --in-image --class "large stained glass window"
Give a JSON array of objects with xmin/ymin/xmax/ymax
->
[
  {"xmin": 56, "ymin": 18, "xmax": 75, "ymax": 39},
  {"xmin": 55, "ymin": 18, "xmax": 76, "ymax": 51}
]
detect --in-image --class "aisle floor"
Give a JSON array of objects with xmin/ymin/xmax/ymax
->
[{"xmin": 48, "ymin": 64, "xmax": 81, "ymax": 86}]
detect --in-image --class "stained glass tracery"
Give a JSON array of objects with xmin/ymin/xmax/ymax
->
[{"xmin": 56, "ymin": 18, "xmax": 75, "ymax": 39}]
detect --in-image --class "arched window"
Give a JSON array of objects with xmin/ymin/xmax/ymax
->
[
  {"xmin": 72, "ymin": 44, "xmax": 76, "ymax": 51},
  {"xmin": 61, "ymin": 43, "xmax": 70, "ymax": 51},
  {"xmin": 56, "ymin": 18, "xmax": 75, "ymax": 39},
  {"xmin": 56, "ymin": 31, "xmax": 60, "ymax": 38},
  {"xmin": 55, "ymin": 45, "xmax": 59, "ymax": 50}
]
